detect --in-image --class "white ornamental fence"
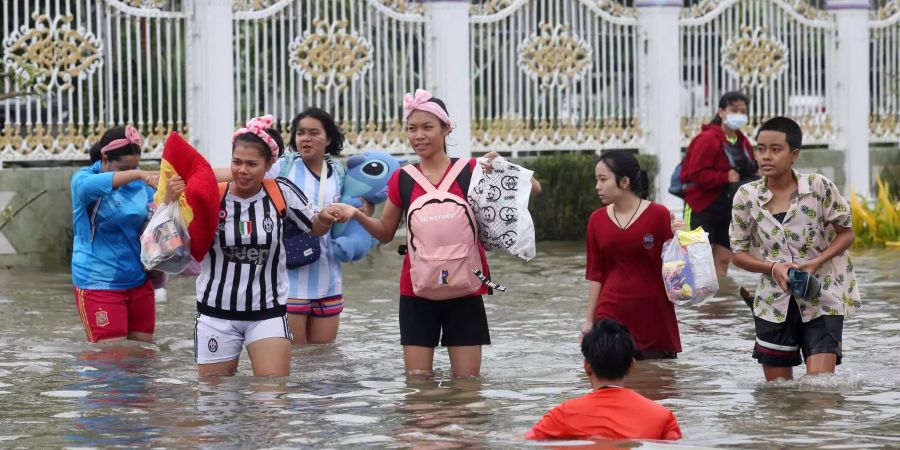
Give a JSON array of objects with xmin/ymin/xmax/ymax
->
[
  {"xmin": 233, "ymin": 0, "xmax": 427, "ymax": 154},
  {"xmin": 679, "ymin": 0, "xmax": 835, "ymax": 146},
  {"xmin": 1, "ymin": 0, "xmax": 190, "ymax": 160},
  {"xmin": 1, "ymin": 0, "xmax": 898, "ymax": 200},
  {"xmin": 469, "ymin": 0, "xmax": 643, "ymax": 156}
]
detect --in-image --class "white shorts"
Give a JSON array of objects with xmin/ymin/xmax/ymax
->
[{"xmin": 194, "ymin": 313, "xmax": 292, "ymax": 364}]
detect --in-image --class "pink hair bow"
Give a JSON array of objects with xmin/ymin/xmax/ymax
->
[
  {"xmin": 402, "ymin": 89, "xmax": 452, "ymax": 130},
  {"xmin": 232, "ymin": 114, "xmax": 280, "ymax": 163},
  {"xmin": 100, "ymin": 125, "xmax": 143, "ymax": 155}
]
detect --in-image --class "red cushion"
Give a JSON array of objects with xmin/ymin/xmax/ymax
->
[{"xmin": 156, "ymin": 132, "xmax": 219, "ymax": 261}]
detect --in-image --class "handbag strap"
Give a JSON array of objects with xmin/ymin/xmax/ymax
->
[{"xmin": 316, "ymin": 158, "xmax": 328, "ymax": 209}]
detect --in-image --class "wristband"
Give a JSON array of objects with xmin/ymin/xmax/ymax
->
[{"xmin": 770, "ymin": 262, "xmax": 776, "ymax": 278}]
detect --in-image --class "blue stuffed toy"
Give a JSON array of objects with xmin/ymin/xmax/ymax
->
[{"xmin": 332, "ymin": 151, "xmax": 401, "ymax": 262}]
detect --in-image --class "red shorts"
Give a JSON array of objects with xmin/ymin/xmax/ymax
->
[{"xmin": 74, "ymin": 280, "xmax": 155, "ymax": 343}]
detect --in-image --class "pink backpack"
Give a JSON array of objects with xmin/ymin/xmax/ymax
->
[{"xmin": 403, "ymin": 158, "xmax": 484, "ymax": 300}]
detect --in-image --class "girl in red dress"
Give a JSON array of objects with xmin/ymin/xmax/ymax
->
[{"xmin": 582, "ymin": 151, "xmax": 682, "ymax": 359}]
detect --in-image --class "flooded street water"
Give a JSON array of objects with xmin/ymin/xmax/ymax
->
[{"xmin": 1, "ymin": 242, "xmax": 898, "ymax": 448}]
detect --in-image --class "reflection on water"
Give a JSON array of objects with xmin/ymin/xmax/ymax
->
[{"xmin": 0, "ymin": 244, "xmax": 898, "ymax": 448}]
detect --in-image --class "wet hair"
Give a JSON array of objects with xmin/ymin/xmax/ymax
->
[
  {"xmin": 233, "ymin": 127, "xmax": 284, "ymax": 162},
  {"xmin": 581, "ymin": 319, "xmax": 635, "ymax": 380},
  {"xmin": 89, "ymin": 126, "xmax": 142, "ymax": 163},
  {"xmin": 756, "ymin": 116, "xmax": 803, "ymax": 150},
  {"xmin": 597, "ymin": 150, "xmax": 649, "ymax": 200},
  {"xmin": 710, "ymin": 91, "xmax": 750, "ymax": 125},
  {"xmin": 289, "ymin": 107, "xmax": 345, "ymax": 156}
]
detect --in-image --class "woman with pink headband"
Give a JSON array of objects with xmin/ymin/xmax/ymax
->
[
  {"xmin": 193, "ymin": 115, "xmax": 344, "ymax": 377},
  {"xmin": 71, "ymin": 126, "xmax": 184, "ymax": 343},
  {"xmin": 333, "ymin": 89, "xmax": 539, "ymax": 377}
]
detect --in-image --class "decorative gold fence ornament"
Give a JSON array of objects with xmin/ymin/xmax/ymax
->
[
  {"xmin": 518, "ymin": 23, "xmax": 592, "ymax": 90},
  {"xmin": 127, "ymin": 0, "xmax": 168, "ymax": 9},
  {"xmin": 377, "ymin": 0, "xmax": 425, "ymax": 14},
  {"xmin": 872, "ymin": 0, "xmax": 900, "ymax": 20},
  {"xmin": 470, "ymin": 0, "xmax": 514, "ymax": 15},
  {"xmin": 233, "ymin": 0, "xmax": 276, "ymax": 11},
  {"xmin": 721, "ymin": 26, "xmax": 788, "ymax": 89},
  {"xmin": 2, "ymin": 13, "xmax": 103, "ymax": 94},
  {"xmin": 289, "ymin": 19, "xmax": 373, "ymax": 92}
]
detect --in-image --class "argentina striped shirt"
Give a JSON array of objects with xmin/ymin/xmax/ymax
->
[{"xmin": 269, "ymin": 156, "xmax": 344, "ymax": 300}]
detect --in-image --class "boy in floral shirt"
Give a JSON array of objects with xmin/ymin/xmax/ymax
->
[{"xmin": 730, "ymin": 117, "xmax": 861, "ymax": 382}]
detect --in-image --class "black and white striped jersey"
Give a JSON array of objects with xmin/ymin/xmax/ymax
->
[{"xmin": 196, "ymin": 177, "xmax": 316, "ymax": 320}]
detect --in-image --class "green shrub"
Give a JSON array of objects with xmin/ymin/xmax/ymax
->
[{"xmin": 520, "ymin": 152, "xmax": 659, "ymax": 241}]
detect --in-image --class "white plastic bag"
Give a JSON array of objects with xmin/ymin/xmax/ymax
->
[
  {"xmin": 661, "ymin": 228, "xmax": 718, "ymax": 306},
  {"xmin": 140, "ymin": 202, "xmax": 192, "ymax": 273},
  {"xmin": 467, "ymin": 157, "xmax": 536, "ymax": 261}
]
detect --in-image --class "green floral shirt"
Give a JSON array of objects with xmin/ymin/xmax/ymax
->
[{"xmin": 730, "ymin": 171, "xmax": 862, "ymax": 323}]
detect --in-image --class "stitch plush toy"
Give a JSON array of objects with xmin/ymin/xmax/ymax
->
[{"xmin": 332, "ymin": 151, "xmax": 401, "ymax": 262}]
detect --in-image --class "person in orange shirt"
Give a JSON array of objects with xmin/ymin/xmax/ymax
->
[{"xmin": 525, "ymin": 319, "xmax": 682, "ymax": 441}]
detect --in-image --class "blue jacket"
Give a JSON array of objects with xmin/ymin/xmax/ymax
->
[{"xmin": 71, "ymin": 161, "xmax": 154, "ymax": 289}]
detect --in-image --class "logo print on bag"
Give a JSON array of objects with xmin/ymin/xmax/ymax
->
[
  {"xmin": 263, "ymin": 217, "xmax": 274, "ymax": 233},
  {"xmin": 486, "ymin": 185, "xmax": 502, "ymax": 202},
  {"xmin": 473, "ymin": 179, "xmax": 486, "ymax": 195},
  {"xmin": 95, "ymin": 310, "xmax": 109, "ymax": 327},
  {"xmin": 500, "ymin": 230, "xmax": 517, "ymax": 248},
  {"xmin": 468, "ymin": 198, "xmax": 480, "ymax": 214},
  {"xmin": 208, "ymin": 338, "xmax": 218, "ymax": 353},
  {"xmin": 501, "ymin": 176, "xmax": 518, "ymax": 190},
  {"xmin": 499, "ymin": 207, "xmax": 518, "ymax": 224},
  {"xmin": 482, "ymin": 206, "xmax": 496, "ymax": 223},
  {"xmin": 643, "ymin": 233, "xmax": 655, "ymax": 249},
  {"xmin": 438, "ymin": 269, "xmax": 449, "ymax": 285}
]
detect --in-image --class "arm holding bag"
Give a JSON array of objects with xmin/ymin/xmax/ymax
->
[
  {"xmin": 661, "ymin": 228, "xmax": 718, "ymax": 306},
  {"xmin": 467, "ymin": 157, "xmax": 536, "ymax": 261}
]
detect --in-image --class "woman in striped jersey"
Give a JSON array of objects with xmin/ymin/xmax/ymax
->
[
  {"xmin": 268, "ymin": 108, "xmax": 364, "ymax": 344},
  {"xmin": 194, "ymin": 115, "xmax": 343, "ymax": 377}
]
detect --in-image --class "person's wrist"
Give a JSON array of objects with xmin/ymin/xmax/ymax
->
[{"xmin": 769, "ymin": 262, "xmax": 777, "ymax": 278}]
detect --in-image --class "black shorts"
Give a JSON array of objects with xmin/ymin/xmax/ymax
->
[
  {"xmin": 690, "ymin": 203, "xmax": 731, "ymax": 249},
  {"xmin": 399, "ymin": 295, "xmax": 491, "ymax": 348},
  {"xmin": 753, "ymin": 298, "xmax": 843, "ymax": 367}
]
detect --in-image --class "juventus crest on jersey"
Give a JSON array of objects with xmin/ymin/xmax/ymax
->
[{"xmin": 196, "ymin": 178, "xmax": 316, "ymax": 321}]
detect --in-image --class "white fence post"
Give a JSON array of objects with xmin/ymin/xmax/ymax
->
[
  {"xmin": 636, "ymin": 0, "xmax": 682, "ymax": 209},
  {"xmin": 190, "ymin": 0, "xmax": 235, "ymax": 167},
  {"xmin": 828, "ymin": 0, "xmax": 871, "ymax": 197},
  {"xmin": 425, "ymin": 0, "xmax": 472, "ymax": 158}
]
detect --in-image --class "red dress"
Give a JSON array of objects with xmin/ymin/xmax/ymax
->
[{"xmin": 585, "ymin": 202, "xmax": 681, "ymax": 353}]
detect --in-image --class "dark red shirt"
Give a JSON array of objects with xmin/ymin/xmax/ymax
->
[
  {"xmin": 680, "ymin": 123, "xmax": 754, "ymax": 212},
  {"xmin": 585, "ymin": 203, "xmax": 681, "ymax": 353},
  {"xmin": 387, "ymin": 159, "xmax": 490, "ymax": 298}
]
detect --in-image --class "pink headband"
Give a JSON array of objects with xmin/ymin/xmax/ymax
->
[
  {"xmin": 232, "ymin": 115, "xmax": 280, "ymax": 163},
  {"xmin": 403, "ymin": 89, "xmax": 452, "ymax": 130},
  {"xmin": 100, "ymin": 126, "xmax": 143, "ymax": 155}
]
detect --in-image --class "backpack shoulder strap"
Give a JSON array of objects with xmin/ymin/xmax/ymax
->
[
  {"xmin": 438, "ymin": 158, "xmax": 472, "ymax": 192},
  {"xmin": 218, "ymin": 182, "xmax": 229, "ymax": 203},
  {"xmin": 262, "ymin": 179, "xmax": 287, "ymax": 217},
  {"xmin": 399, "ymin": 168, "xmax": 415, "ymax": 210},
  {"xmin": 402, "ymin": 164, "xmax": 437, "ymax": 194}
]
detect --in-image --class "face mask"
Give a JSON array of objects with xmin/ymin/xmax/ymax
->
[{"xmin": 724, "ymin": 113, "xmax": 748, "ymax": 130}]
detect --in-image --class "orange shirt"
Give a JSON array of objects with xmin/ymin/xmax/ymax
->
[{"xmin": 525, "ymin": 387, "xmax": 682, "ymax": 441}]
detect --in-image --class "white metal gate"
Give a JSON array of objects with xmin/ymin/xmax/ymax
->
[
  {"xmin": 469, "ymin": 0, "xmax": 643, "ymax": 155},
  {"xmin": 679, "ymin": 0, "xmax": 834, "ymax": 146},
  {"xmin": 870, "ymin": 1, "xmax": 900, "ymax": 143},
  {"xmin": 1, "ymin": 0, "xmax": 189, "ymax": 160},
  {"xmin": 233, "ymin": 0, "xmax": 427, "ymax": 155}
]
